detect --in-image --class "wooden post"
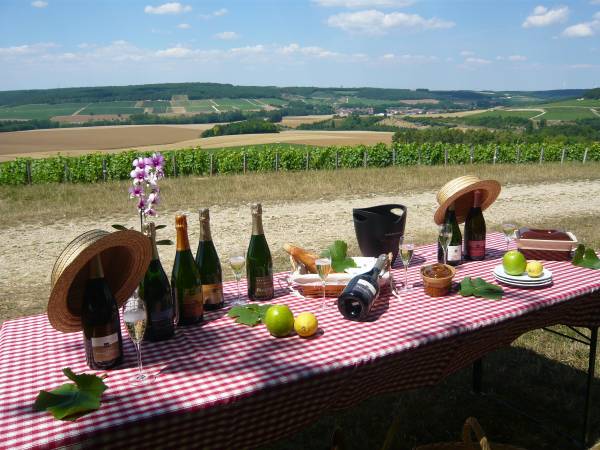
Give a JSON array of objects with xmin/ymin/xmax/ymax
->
[
  {"xmin": 305, "ymin": 152, "xmax": 309, "ymax": 171},
  {"xmin": 392, "ymin": 147, "xmax": 396, "ymax": 166},
  {"xmin": 444, "ymin": 147, "xmax": 448, "ymax": 166},
  {"xmin": 63, "ymin": 163, "xmax": 69, "ymax": 183},
  {"xmin": 243, "ymin": 152, "xmax": 247, "ymax": 173},
  {"xmin": 172, "ymin": 155, "xmax": 177, "ymax": 177},
  {"xmin": 26, "ymin": 160, "xmax": 32, "ymax": 184},
  {"xmin": 470, "ymin": 145, "xmax": 474, "ymax": 164},
  {"xmin": 335, "ymin": 150, "xmax": 339, "ymax": 169},
  {"xmin": 275, "ymin": 152, "xmax": 279, "ymax": 171},
  {"xmin": 561, "ymin": 147, "xmax": 566, "ymax": 164},
  {"xmin": 516, "ymin": 145, "xmax": 521, "ymax": 164},
  {"xmin": 539, "ymin": 146, "xmax": 544, "ymax": 164},
  {"xmin": 363, "ymin": 150, "xmax": 368, "ymax": 168},
  {"xmin": 102, "ymin": 158, "xmax": 107, "ymax": 181},
  {"xmin": 583, "ymin": 147, "xmax": 589, "ymax": 163},
  {"xmin": 209, "ymin": 154, "xmax": 213, "ymax": 176},
  {"xmin": 493, "ymin": 146, "xmax": 498, "ymax": 165},
  {"xmin": 418, "ymin": 146, "xmax": 422, "ymax": 165}
]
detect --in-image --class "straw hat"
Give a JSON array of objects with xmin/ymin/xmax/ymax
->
[
  {"xmin": 48, "ymin": 229, "xmax": 151, "ymax": 333},
  {"xmin": 434, "ymin": 175, "xmax": 501, "ymax": 225}
]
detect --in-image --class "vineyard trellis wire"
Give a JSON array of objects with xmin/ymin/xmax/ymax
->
[{"xmin": 0, "ymin": 142, "xmax": 598, "ymax": 185}]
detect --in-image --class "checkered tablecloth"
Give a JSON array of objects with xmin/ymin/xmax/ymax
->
[{"xmin": 1, "ymin": 233, "xmax": 599, "ymax": 449}]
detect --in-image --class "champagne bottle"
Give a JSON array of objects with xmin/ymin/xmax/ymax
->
[
  {"xmin": 437, "ymin": 203, "xmax": 462, "ymax": 266},
  {"xmin": 246, "ymin": 203, "xmax": 274, "ymax": 301},
  {"xmin": 464, "ymin": 190, "xmax": 487, "ymax": 261},
  {"xmin": 172, "ymin": 214, "xmax": 203, "ymax": 325},
  {"xmin": 140, "ymin": 222, "xmax": 175, "ymax": 341},
  {"xmin": 337, "ymin": 254, "xmax": 387, "ymax": 321},
  {"xmin": 195, "ymin": 208, "xmax": 224, "ymax": 310},
  {"xmin": 82, "ymin": 255, "xmax": 123, "ymax": 370}
]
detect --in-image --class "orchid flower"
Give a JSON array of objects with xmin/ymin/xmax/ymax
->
[{"xmin": 128, "ymin": 152, "xmax": 166, "ymax": 231}]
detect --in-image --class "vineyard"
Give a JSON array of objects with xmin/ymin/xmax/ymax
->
[{"xmin": 0, "ymin": 142, "xmax": 599, "ymax": 185}]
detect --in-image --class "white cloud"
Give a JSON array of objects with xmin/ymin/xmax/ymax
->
[
  {"xmin": 509, "ymin": 54, "xmax": 527, "ymax": 61},
  {"xmin": 381, "ymin": 53, "xmax": 438, "ymax": 63},
  {"xmin": 214, "ymin": 31, "xmax": 239, "ymax": 40},
  {"xmin": 200, "ymin": 8, "xmax": 228, "ymax": 19},
  {"xmin": 279, "ymin": 43, "xmax": 339, "ymax": 58},
  {"xmin": 562, "ymin": 22, "xmax": 596, "ymax": 37},
  {"xmin": 177, "ymin": 23, "xmax": 191, "ymax": 29},
  {"xmin": 0, "ymin": 42, "xmax": 57, "ymax": 56},
  {"xmin": 465, "ymin": 57, "xmax": 491, "ymax": 64},
  {"xmin": 155, "ymin": 46, "xmax": 192, "ymax": 58},
  {"xmin": 591, "ymin": 0, "xmax": 600, "ymax": 4},
  {"xmin": 144, "ymin": 2, "xmax": 191, "ymax": 14},
  {"xmin": 31, "ymin": 1, "xmax": 48, "ymax": 8},
  {"xmin": 313, "ymin": 0, "xmax": 412, "ymax": 7},
  {"xmin": 327, "ymin": 10, "xmax": 455, "ymax": 34},
  {"xmin": 522, "ymin": 5, "xmax": 569, "ymax": 28},
  {"xmin": 568, "ymin": 63, "xmax": 597, "ymax": 69},
  {"xmin": 460, "ymin": 50, "xmax": 474, "ymax": 57}
]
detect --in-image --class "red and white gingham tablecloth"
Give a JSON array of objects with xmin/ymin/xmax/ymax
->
[{"xmin": 1, "ymin": 233, "xmax": 599, "ymax": 449}]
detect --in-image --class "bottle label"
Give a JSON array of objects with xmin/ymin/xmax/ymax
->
[
  {"xmin": 91, "ymin": 333, "xmax": 120, "ymax": 362},
  {"xmin": 447, "ymin": 245, "xmax": 462, "ymax": 262},
  {"xmin": 467, "ymin": 240, "xmax": 485, "ymax": 258},
  {"xmin": 203, "ymin": 284, "xmax": 224, "ymax": 305},
  {"xmin": 357, "ymin": 279, "xmax": 377, "ymax": 296},
  {"xmin": 253, "ymin": 276, "xmax": 274, "ymax": 299},
  {"xmin": 183, "ymin": 288, "xmax": 203, "ymax": 319}
]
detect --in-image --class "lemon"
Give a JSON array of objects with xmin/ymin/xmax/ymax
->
[
  {"xmin": 264, "ymin": 305, "xmax": 295, "ymax": 337},
  {"xmin": 526, "ymin": 260, "xmax": 544, "ymax": 278},
  {"xmin": 294, "ymin": 312, "xmax": 319, "ymax": 337}
]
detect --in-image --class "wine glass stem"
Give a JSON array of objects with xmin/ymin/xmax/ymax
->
[
  {"xmin": 322, "ymin": 281, "xmax": 326, "ymax": 309},
  {"xmin": 236, "ymin": 278, "xmax": 240, "ymax": 302},
  {"xmin": 443, "ymin": 246, "xmax": 447, "ymax": 265},
  {"xmin": 404, "ymin": 266, "xmax": 408, "ymax": 289},
  {"xmin": 136, "ymin": 342, "xmax": 143, "ymax": 379}
]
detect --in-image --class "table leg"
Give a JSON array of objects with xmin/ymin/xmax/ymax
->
[
  {"xmin": 583, "ymin": 327, "xmax": 598, "ymax": 448},
  {"xmin": 472, "ymin": 358, "xmax": 483, "ymax": 394}
]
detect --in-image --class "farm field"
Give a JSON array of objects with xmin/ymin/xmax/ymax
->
[
  {"xmin": 78, "ymin": 101, "xmax": 142, "ymax": 115},
  {"xmin": 281, "ymin": 115, "xmax": 333, "ymax": 128},
  {"xmin": 0, "ymin": 103, "xmax": 85, "ymax": 120},
  {"xmin": 469, "ymin": 109, "xmax": 542, "ymax": 119},
  {"xmin": 0, "ymin": 126, "xmax": 393, "ymax": 160},
  {"xmin": 541, "ymin": 107, "xmax": 599, "ymax": 120}
]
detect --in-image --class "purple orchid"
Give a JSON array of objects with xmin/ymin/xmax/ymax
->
[{"xmin": 128, "ymin": 152, "xmax": 166, "ymax": 230}]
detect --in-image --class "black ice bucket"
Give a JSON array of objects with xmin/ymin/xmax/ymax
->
[{"xmin": 353, "ymin": 204, "xmax": 407, "ymax": 262}]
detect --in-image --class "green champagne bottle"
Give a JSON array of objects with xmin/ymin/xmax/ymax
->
[
  {"xmin": 437, "ymin": 204, "xmax": 462, "ymax": 266},
  {"xmin": 140, "ymin": 222, "xmax": 175, "ymax": 341},
  {"xmin": 246, "ymin": 203, "xmax": 274, "ymax": 301},
  {"xmin": 195, "ymin": 208, "xmax": 224, "ymax": 310},
  {"xmin": 171, "ymin": 214, "xmax": 203, "ymax": 325}
]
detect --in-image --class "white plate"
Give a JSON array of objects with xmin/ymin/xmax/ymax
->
[
  {"xmin": 494, "ymin": 277, "xmax": 553, "ymax": 288},
  {"xmin": 493, "ymin": 265, "xmax": 553, "ymax": 283}
]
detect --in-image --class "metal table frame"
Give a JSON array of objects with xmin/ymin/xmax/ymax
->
[{"xmin": 472, "ymin": 326, "xmax": 598, "ymax": 449}]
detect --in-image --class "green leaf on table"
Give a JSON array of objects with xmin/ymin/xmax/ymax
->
[
  {"xmin": 572, "ymin": 244, "xmax": 600, "ymax": 270},
  {"xmin": 459, "ymin": 277, "xmax": 503, "ymax": 300},
  {"xmin": 227, "ymin": 304, "xmax": 273, "ymax": 326},
  {"xmin": 33, "ymin": 368, "xmax": 107, "ymax": 421},
  {"xmin": 320, "ymin": 240, "xmax": 357, "ymax": 273}
]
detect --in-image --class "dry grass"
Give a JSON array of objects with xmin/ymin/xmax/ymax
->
[
  {"xmin": 1, "ymin": 162, "xmax": 598, "ymax": 228},
  {"xmin": 280, "ymin": 115, "xmax": 333, "ymax": 128}
]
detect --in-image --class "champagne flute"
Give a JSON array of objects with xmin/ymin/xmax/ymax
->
[
  {"xmin": 229, "ymin": 255, "xmax": 246, "ymax": 306},
  {"xmin": 399, "ymin": 243, "xmax": 414, "ymax": 291},
  {"xmin": 438, "ymin": 224, "xmax": 452, "ymax": 265},
  {"xmin": 502, "ymin": 223, "xmax": 517, "ymax": 251},
  {"xmin": 315, "ymin": 258, "xmax": 332, "ymax": 310},
  {"xmin": 122, "ymin": 290, "xmax": 150, "ymax": 384}
]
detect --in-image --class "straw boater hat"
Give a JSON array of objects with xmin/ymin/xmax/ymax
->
[
  {"xmin": 48, "ymin": 229, "xmax": 151, "ymax": 333},
  {"xmin": 434, "ymin": 175, "xmax": 501, "ymax": 225}
]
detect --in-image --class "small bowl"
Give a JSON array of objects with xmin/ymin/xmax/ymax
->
[{"xmin": 420, "ymin": 263, "xmax": 456, "ymax": 297}]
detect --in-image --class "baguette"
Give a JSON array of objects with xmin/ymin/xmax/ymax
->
[{"xmin": 283, "ymin": 243, "xmax": 318, "ymax": 273}]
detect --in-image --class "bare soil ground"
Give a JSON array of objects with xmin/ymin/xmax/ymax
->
[
  {"xmin": 281, "ymin": 115, "xmax": 333, "ymax": 128},
  {"xmin": 1, "ymin": 177, "xmax": 599, "ymax": 323},
  {"xmin": 0, "ymin": 126, "xmax": 393, "ymax": 161},
  {"xmin": 50, "ymin": 114, "xmax": 129, "ymax": 124}
]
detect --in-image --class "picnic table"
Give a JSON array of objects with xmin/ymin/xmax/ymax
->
[{"xmin": 1, "ymin": 232, "xmax": 599, "ymax": 449}]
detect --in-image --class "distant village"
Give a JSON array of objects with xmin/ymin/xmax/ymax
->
[{"xmin": 334, "ymin": 106, "xmax": 447, "ymax": 117}]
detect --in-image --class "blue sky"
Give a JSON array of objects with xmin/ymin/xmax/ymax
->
[{"xmin": 1, "ymin": 0, "xmax": 599, "ymax": 91}]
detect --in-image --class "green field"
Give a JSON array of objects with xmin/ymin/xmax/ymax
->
[
  {"xmin": 183, "ymin": 100, "xmax": 215, "ymax": 113},
  {"xmin": 142, "ymin": 100, "xmax": 170, "ymax": 113},
  {"xmin": 537, "ymin": 98, "xmax": 600, "ymax": 107},
  {"xmin": 212, "ymin": 98, "xmax": 261, "ymax": 111},
  {"xmin": 0, "ymin": 103, "xmax": 84, "ymax": 120},
  {"xmin": 79, "ymin": 101, "xmax": 142, "ymax": 115},
  {"xmin": 469, "ymin": 110, "xmax": 542, "ymax": 120},
  {"xmin": 541, "ymin": 107, "xmax": 599, "ymax": 121}
]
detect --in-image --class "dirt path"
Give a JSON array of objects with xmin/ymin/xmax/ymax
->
[
  {"xmin": 1, "ymin": 179, "xmax": 599, "ymax": 322},
  {"xmin": 72, "ymin": 103, "xmax": 90, "ymax": 115}
]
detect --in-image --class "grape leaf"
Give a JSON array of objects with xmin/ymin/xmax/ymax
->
[
  {"xmin": 459, "ymin": 277, "xmax": 503, "ymax": 300},
  {"xmin": 572, "ymin": 244, "xmax": 600, "ymax": 270},
  {"xmin": 320, "ymin": 240, "xmax": 357, "ymax": 273},
  {"xmin": 111, "ymin": 224, "xmax": 129, "ymax": 231},
  {"xmin": 154, "ymin": 224, "xmax": 167, "ymax": 230},
  {"xmin": 156, "ymin": 239, "xmax": 174, "ymax": 245},
  {"xmin": 33, "ymin": 368, "xmax": 107, "ymax": 421},
  {"xmin": 227, "ymin": 304, "xmax": 273, "ymax": 326}
]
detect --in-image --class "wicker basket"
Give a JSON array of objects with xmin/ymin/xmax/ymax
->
[{"xmin": 415, "ymin": 417, "xmax": 527, "ymax": 450}]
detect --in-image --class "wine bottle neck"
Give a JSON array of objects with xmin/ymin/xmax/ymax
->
[
  {"xmin": 145, "ymin": 222, "xmax": 160, "ymax": 260},
  {"xmin": 176, "ymin": 227, "xmax": 190, "ymax": 251},
  {"xmin": 199, "ymin": 219, "xmax": 212, "ymax": 241},
  {"xmin": 473, "ymin": 190, "xmax": 482, "ymax": 208},
  {"xmin": 251, "ymin": 214, "xmax": 264, "ymax": 235},
  {"xmin": 88, "ymin": 255, "xmax": 104, "ymax": 279}
]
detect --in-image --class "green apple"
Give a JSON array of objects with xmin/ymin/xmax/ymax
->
[{"xmin": 503, "ymin": 250, "xmax": 527, "ymax": 276}]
